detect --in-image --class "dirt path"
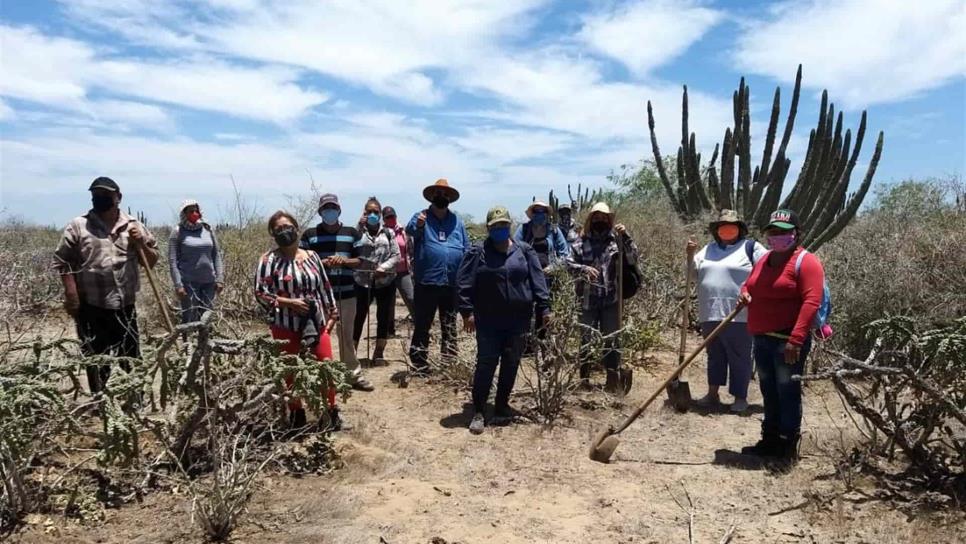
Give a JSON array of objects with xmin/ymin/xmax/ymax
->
[{"xmin": 13, "ymin": 316, "xmax": 964, "ymax": 543}]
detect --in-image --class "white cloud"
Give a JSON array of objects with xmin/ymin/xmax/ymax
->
[
  {"xmin": 579, "ymin": 0, "xmax": 722, "ymax": 76},
  {"xmin": 0, "ymin": 24, "xmax": 328, "ymax": 123},
  {"xmin": 734, "ymin": 0, "xmax": 966, "ymax": 107}
]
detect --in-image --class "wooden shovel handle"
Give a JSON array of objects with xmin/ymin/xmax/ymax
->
[
  {"xmin": 611, "ymin": 303, "xmax": 745, "ymax": 435},
  {"xmin": 137, "ymin": 245, "xmax": 175, "ymax": 333},
  {"xmin": 679, "ymin": 244, "xmax": 696, "ymax": 361}
]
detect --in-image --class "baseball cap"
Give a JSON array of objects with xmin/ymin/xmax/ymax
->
[
  {"xmin": 382, "ymin": 206, "xmax": 397, "ymax": 218},
  {"xmin": 766, "ymin": 209, "xmax": 800, "ymax": 230},
  {"xmin": 318, "ymin": 193, "xmax": 340, "ymax": 209},
  {"xmin": 89, "ymin": 176, "xmax": 120, "ymax": 192},
  {"xmin": 486, "ymin": 206, "xmax": 511, "ymax": 227}
]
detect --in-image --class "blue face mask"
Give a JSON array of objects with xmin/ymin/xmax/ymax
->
[
  {"xmin": 320, "ymin": 208, "xmax": 340, "ymax": 225},
  {"xmin": 489, "ymin": 226, "xmax": 511, "ymax": 243},
  {"xmin": 531, "ymin": 212, "xmax": 547, "ymax": 226},
  {"xmin": 366, "ymin": 212, "xmax": 380, "ymax": 226}
]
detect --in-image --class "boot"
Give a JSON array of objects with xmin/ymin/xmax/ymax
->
[
  {"xmin": 604, "ymin": 369, "xmax": 621, "ymax": 394},
  {"xmin": 777, "ymin": 434, "xmax": 800, "ymax": 464},
  {"xmin": 741, "ymin": 431, "xmax": 782, "ymax": 457},
  {"xmin": 372, "ymin": 339, "xmax": 387, "ymax": 364},
  {"xmin": 289, "ymin": 408, "xmax": 307, "ymax": 429}
]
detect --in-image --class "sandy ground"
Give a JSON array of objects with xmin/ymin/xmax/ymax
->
[{"xmin": 9, "ymin": 311, "xmax": 965, "ymax": 544}]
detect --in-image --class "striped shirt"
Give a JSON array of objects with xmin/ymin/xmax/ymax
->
[
  {"xmin": 299, "ymin": 224, "xmax": 360, "ymax": 300},
  {"xmin": 254, "ymin": 249, "xmax": 337, "ymax": 333},
  {"xmin": 52, "ymin": 210, "xmax": 158, "ymax": 310}
]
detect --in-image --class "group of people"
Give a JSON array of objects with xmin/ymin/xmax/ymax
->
[{"xmin": 54, "ymin": 175, "xmax": 824, "ymax": 463}]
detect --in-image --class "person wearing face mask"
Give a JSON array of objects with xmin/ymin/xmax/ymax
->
[
  {"xmin": 382, "ymin": 206, "xmax": 415, "ymax": 337},
  {"xmin": 299, "ymin": 193, "xmax": 374, "ymax": 392},
  {"xmin": 53, "ymin": 177, "xmax": 159, "ymax": 395},
  {"xmin": 514, "ymin": 201, "xmax": 572, "ymax": 270},
  {"xmin": 255, "ymin": 211, "xmax": 346, "ymax": 430},
  {"xmin": 556, "ymin": 202, "xmax": 579, "ymax": 245},
  {"xmin": 514, "ymin": 201, "xmax": 571, "ymax": 354},
  {"xmin": 568, "ymin": 202, "xmax": 640, "ymax": 392},
  {"xmin": 686, "ymin": 209, "xmax": 766, "ymax": 413},
  {"xmin": 351, "ymin": 197, "xmax": 400, "ymax": 363},
  {"xmin": 406, "ymin": 179, "xmax": 470, "ymax": 375},
  {"xmin": 168, "ymin": 199, "xmax": 224, "ymax": 324},
  {"xmin": 737, "ymin": 209, "xmax": 825, "ymax": 464},
  {"xmin": 458, "ymin": 206, "xmax": 551, "ymax": 434}
]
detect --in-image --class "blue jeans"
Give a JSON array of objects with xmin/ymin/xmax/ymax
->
[
  {"xmin": 754, "ymin": 334, "xmax": 812, "ymax": 438},
  {"xmin": 472, "ymin": 329, "xmax": 526, "ymax": 413},
  {"xmin": 180, "ymin": 282, "xmax": 216, "ymax": 324}
]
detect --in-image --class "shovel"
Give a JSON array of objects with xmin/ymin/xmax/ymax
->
[
  {"xmin": 666, "ymin": 240, "xmax": 696, "ymax": 412},
  {"xmin": 137, "ymin": 245, "xmax": 174, "ymax": 334},
  {"xmin": 589, "ymin": 303, "xmax": 745, "ymax": 463}
]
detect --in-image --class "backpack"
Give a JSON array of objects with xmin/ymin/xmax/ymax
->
[
  {"xmin": 619, "ymin": 239, "xmax": 642, "ymax": 300},
  {"xmin": 743, "ymin": 239, "xmax": 756, "ymax": 265},
  {"xmin": 794, "ymin": 250, "xmax": 833, "ymax": 337}
]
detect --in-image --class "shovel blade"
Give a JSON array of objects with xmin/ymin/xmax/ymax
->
[
  {"xmin": 589, "ymin": 434, "xmax": 620, "ymax": 463},
  {"xmin": 666, "ymin": 379, "xmax": 691, "ymax": 413}
]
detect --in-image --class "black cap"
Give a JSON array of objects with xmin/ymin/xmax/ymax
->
[
  {"xmin": 382, "ymin": 206, "xmax": 397, "ymax": 218},
  {"xmin": 89, "ymin": 176, "xmax": 120, "ymax": 192},
  {"xmin": 766, "ymin": 209, "xmax": 800, "ymax": 230}
]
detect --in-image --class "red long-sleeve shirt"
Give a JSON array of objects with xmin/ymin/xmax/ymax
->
[{"xmin": 740, "ymin": 246, "xmax": 824, "ymax": 346}]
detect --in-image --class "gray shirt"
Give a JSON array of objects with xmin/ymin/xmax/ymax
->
[
  {"xmin": 692, "ymin": 239, "xmax": 767, "ymax": 323},
  {"xmin": 169, "ymin": 224, "xmax": 224, "ymax": 288},
  {"xmin": 354, "ymin": 226, "xmax": 400, "ymax": 289}
]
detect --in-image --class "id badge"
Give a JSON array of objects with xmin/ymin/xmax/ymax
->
[{"xmin": 437, "ymin": 230, "xmax": 447, "ymax": 242}]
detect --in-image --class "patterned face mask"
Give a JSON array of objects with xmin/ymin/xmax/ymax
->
[{"xmin": 766, "ymin": 232, "xmax": 796, "ymax": 252}]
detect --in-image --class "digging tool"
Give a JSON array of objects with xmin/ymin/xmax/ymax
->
[
  {"xmin": 667, "ymin": 239, "xmax": 697, "ymax": 412},
  {"xmin": 614, "ymin": 232, "xmax": 632, "ymax": 395},
  {"xmin": 137, "ymin": 245, "xmax": 174, "ymax": 334},
  {"xmin": 589, "ymin": 303, "xmax": 745, "ymax": 463}
]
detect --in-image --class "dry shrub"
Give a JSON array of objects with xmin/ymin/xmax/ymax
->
[{"xmin": 820, "ymin": 177, "xmax": 966, "ymax": 358}]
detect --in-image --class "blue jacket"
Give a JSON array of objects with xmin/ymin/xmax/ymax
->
[
  {"xmin": 406, "ymin": 209, "xmax": 469, "ymax": 286},
  {"xmin": 457, "ymin": 240, "xmax": 551, "ymax": 334},
  {"xmin": 513, "ymin": 222, "xmax": 572, "ymax": 266}
]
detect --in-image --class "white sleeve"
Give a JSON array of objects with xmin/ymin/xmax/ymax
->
[{"xmin": 753, "ymin": 241, "xmax": 768, "ymax": 262}]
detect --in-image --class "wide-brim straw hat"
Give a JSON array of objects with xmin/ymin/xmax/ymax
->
[
  {"xmin": 583, "ymin": 202, "xmax": 615, "ymax": 233},
  {"xmin": 708, "ymin": 208, "xmax": 746, "ymax": 231},
  {"xmin": 526, "ymin": 200, "xmax": 550, "ymax": 219},
  {"xmin": 422, "ymin": 178, "xmax": 460, "ymax": 203}
]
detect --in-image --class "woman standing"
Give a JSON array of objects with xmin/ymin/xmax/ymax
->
[
  {"xmin": 254, "ymin": 211, "xmax": 344, "ymax": 430},
  {"xmin": 738, "ymin": 209, "xmax": 825, "ymax": 463},
  {"xmin": 688, "ymin": 209, "xmax": 766, "ymax": 413},
  {"xmin": 383, "ymin": 206, "xmax": 414, "ymax": 336},
  {"xmin": 458, "ymin": 206, "xmax": 551, "ymax": 434},
  {"xmin": 169, "ymin": 199, "xmax": 224, "ymax": 323},
  {"xmin": 353, "ymin": 197, "xmax": 400, "ymax": 363}
]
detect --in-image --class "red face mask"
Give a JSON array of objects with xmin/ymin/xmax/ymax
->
[
  {"xmin": 187, "ymin": 211, "xmax": 202, "ymax": 224},
  {"xmin": 384, "ymin": 217, "xmax": 397, "ymax": 228},
  {"xmin": 717, "ymin": 224, "xmax": 739, "ymax": 242}
]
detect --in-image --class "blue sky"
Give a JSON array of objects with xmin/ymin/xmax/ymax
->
[{"xmin": 1, "ymin": 0, "xmax": 963, "ymax": 227}]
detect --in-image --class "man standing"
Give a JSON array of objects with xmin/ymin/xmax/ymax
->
[
  {"xmin": 406, "ymin": 179, "xmax": 469, "ymax": 375},
  {"xmin": 53, "ymin": 177, "xmax": 159, "ymax": 395},
  {"xmin": 300, "ymin": 193, "xmax": 374, "ymax": 391}
]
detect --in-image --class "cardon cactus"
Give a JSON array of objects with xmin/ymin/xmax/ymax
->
[{"xmin": 648, "ymin": 65, "xmax": 884, "ymax": 251}]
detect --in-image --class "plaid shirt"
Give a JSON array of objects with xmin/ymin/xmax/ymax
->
[{"xmin": 52, "ymin": 210, "xmax": 158, "ymax": 310}]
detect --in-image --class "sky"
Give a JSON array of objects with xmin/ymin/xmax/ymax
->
[{"xmin": 1, "ymin": 0, "xmax": 964, "ymax": 227}]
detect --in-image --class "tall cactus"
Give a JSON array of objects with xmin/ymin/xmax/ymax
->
[{"xmin": 647, "ymin": 65, "xmax": 884, "ymax": 251}]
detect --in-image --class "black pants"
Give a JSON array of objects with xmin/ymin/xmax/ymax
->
[
  {"xmin": 408, "ymin": 283, "xmax": 458, "ymax": 371},
  {"xmin": 353, "ymin": 282, "xmax": 397, "ymax": 344},
  {"xmin": 472, "ymin": 330, "xmax": 526, "ymax": 413},
  {"xmin": 75, "ymin": 303, "xmax": 139, "ymax": 394}
]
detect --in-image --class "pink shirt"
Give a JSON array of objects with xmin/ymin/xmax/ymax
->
[{"xmin": 391, "ymin": 225, "xmax": 410, "ymax": 274}]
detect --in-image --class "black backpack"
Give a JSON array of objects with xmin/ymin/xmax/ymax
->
[{"xmin": 619, "ymin": 240, "xmax": 642, "ymax": 300}]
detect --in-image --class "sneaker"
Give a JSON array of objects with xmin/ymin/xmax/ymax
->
[
  {"xmin": 695, "ymin": 393, "xmax": 721, "ymax": 407},
  {"xmin": 492, "ymin": 405, "xmax": 516, "ymax": 426},
  {"xmin": 741, "ymin": 434, "xmax": 782, "ymax": 457},
  {"xmin": 469, "ymin": 413, "xmax": 485, "ymax": 434},
  {"xmin": 730, "ymin": 398, "xmax": 749, "ymax": 413},
  {"xmin": 351, "ymin": 374, "xmax": 375, "ymax": 392}
]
